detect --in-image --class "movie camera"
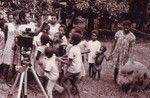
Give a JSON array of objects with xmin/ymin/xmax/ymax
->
[{"xmin": 7, "ymin": 28, "xmax": 48, "ymax": 98}]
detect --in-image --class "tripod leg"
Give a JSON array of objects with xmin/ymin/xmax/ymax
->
[
  {"xmin": 30, "ymin": 67, "xmax": 48, "ymax": 98},
  {"xmin": 24, "ymin": 68, "xmax": 28, "ymax": 98},
  {"xmin": 7, "ymin": 73, "xmax": 21, "ymax": 98},
  {"xmin": 17, "ymin": 72, "xmax": 25, "ymax": 98}
]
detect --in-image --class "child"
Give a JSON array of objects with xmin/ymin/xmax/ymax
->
[
  {"xmin": 87, "ymin": 30, "xmax": 101, "ymax": 77},
  {"xmin": 92, "ymin": 45, "xmax": 109, "ymax": 80},
  {"xmin": 34, "ymin": 23, "xmax": 51, "ymax": 46},
  {"xmin": 77, "ymin": 29, "xmax": 89, "ymax": 80},
  {"xmin": 59, "ymin": 24, "xmax": 68, "ymax": 46},
  {"xmin": 43, "ymin": 47, "xmax": 59, "ymax": 98},
  {"xmin": 53, "ymin": 32, "xmax": 66, "ymax": 57},
  {"xmin": 63, "ymin": 33, "xmax": 82, "ymax": 97},
  {"xmin": 35, "ymin": 34, "xmax": 51, "ymax": 89}
]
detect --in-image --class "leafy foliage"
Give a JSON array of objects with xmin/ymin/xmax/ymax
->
[{"xmin": 0, "ymin": 0, "xmax": 129, "ymax": 18}]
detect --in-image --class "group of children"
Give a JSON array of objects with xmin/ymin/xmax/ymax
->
[
  {"xmin": 34, "ymin": 22, "xmax": 112, "ymax": 98},
  {"xmin": 0, "ymin": 11, "xmax": 113, "ymax": 98}
]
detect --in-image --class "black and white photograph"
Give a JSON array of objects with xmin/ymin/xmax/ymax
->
[{"xmin": 0, "ymin": 0, "xmax": 150, "ymax": 98}]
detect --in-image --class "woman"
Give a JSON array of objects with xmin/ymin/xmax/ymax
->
[
  {"xmin": 110, "ymin": 20, "xmax": 136, "ymax": 83},
  {"xmin": 2, "ymin": 14, "xmax": 17, "ymax": 82}
]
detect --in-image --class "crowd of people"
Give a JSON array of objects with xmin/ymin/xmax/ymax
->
[{"xmin": 0, "ymin": 10, "xmax": 136, "ymax": 98}]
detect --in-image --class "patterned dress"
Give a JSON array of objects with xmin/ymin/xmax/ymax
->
[
  {"xmin": 2, "ymin": 23, "xmax": 16, "ymax": 65},
  {"xmin": 0, "ymin": 30, "xmax": 5, "ymax": 64},
  {"xmin": 111, "ymin": 30, "xmax": 136, "ymax": 69}
]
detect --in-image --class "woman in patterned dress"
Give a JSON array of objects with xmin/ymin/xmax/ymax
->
[
  {"xmin": 109, "ymin": 20, "xmax": 136, "ymax": 83},
  {"xmin": 2, "ymin": 14, "xmax": 17, "ymax": 82}
]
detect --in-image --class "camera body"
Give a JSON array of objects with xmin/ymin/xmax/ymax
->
[{"xmin": 17, "ymin": 28, "xmax": 35, "ymax": 48}]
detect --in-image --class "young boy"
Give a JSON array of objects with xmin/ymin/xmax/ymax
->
[
  {"xmin": 63, "ymin": 32, "xmax": 82, "ymax": 97},
  {"xmin": 35, "ymin": 34, "xmax": 51, "ymax": 89},
  {"xmin": 87, "ymin": 30, "xmax": 101, "ymax": 77},
  {"xmin": 34, "ymin": 23, "xmax": 51, "ymax": 46},
  {"xmin": 92, "ymin": 45, "xmax": 109, "ymax": 80},
  {"xmin": 43, "ymin": 47, "xmax": 59, "ymax": 98},
  {"xmin": 59, "ymin": 24, "xmax": 68, "ymax": 46}
]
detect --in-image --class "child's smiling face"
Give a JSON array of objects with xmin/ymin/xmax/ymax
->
[
  {"xmin": 53, "ymin": 33, "xmax": 61, "ymax": 42},
  {"xmin": 59, "ymin": 27, "xmax": 65, "ymax": 35},
  {"xmin": 91, "ymin": 33, "xmax": 97, "ymax": 41}
]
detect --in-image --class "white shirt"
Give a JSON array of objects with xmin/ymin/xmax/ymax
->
[
  {"xmin": 87, "ymin": 40, "xmax": 101, "ymax": 63},
  {"xmin": 17, "ymin": 22, "xmax": 36, "ymax": 35},
  {"xmin": 44, "ymin": 54, "xmax": 59, "ymax": 81},
  {"xmin": 48, "ymin": 23, "xmax": 60, "ymax": 39},
  {"xmin": 68, "ymin": 45, "xmax": 82, "ymax": 73},
  {"xmin": 78, "ymin": 40, "xmax": 88, "ymax": 53}
]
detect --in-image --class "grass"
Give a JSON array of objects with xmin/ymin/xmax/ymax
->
[{"xmin": 0, "ymin": 41, "xmax": 150, "ymax": 98}]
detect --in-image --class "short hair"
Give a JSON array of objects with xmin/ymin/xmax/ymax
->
[
  {"xmin": 101, "ymin": 45, "xmax": 107, "ymax": 52},
  {"xmin": 44, "ymin": 47, "xmax": 54, "ymax": 58},
  {"xmin": 122, "ymin": 20, "xmax": 131, "ymax": 27},
  {"xmin": 91, "ymin": 29, "xmax": 99, "ymax": 36},
  {"xmin": 71, "ymin": 33, "xmax": 82, "ymax": 45},
  {"xmin": 40, "ymin": 34, "xmax": 51, "ymax": 45},
  {"xmin": 59, "ymin": 24, "xmax": 67, "ymax": 32},
  {"xmin": 42, "ymin": 23, "xmax": 50, "ymax": 32},
  {"xmin": 55, "ymin": 32, "xmax": 63, "ymax": 39},
  {"xmin": 50, "ymin": 13, "xmax": 57, "ymax": 17},
  {"xmin": 19, "ymin": 10, "xmax": 30, "ymax": 23}
]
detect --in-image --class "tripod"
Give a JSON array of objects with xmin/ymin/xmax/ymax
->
[{"xmin": 7, "ymin": 46, "xmax": 48, "ymax": 98}]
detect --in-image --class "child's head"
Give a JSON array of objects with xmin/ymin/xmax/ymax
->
[
  {"xmin": 99, "ymin": 45, "xmax": 107, "ymax": 53},
  {"xmin": 8, "ymin": 14, "xmax": 14, "ymax": 22},
  {"xmin": 59, "ymin": 24, "xmax": 66, "ymax": 35},
  {"xmin": 53, "ymin": 32, "xmax": 63, "ymax": 42},
  {"xmin": 40, "ymin": 34, "xmax": 51, "ymax": 45},
  {"xmin": 91, "ymin": 30, "xmax": 99, "ymax": 41},
  {"xmin": 69, "ymin": 33, "xmax": 82, "ymax": 45},
  {"xmin": 42, "ymin": 23, "xmax": 50, "ymax": 34},
  {"xmin": 44, "ymin": 47, "xmax": 54, "ymax": 58}
]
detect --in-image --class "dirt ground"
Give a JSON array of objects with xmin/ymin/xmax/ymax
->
[{"xmin": 0, "ymin": 41, "xmax": 150, "ymax": 98}]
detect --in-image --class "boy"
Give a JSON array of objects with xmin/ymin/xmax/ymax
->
[
  {"xmin": 92, "ymin": 45, "xmax": 109, "ymax": 80},
  {"xmin": 63, "ymin": 32, "xmax": 82, "ymax": 97},
  {"xmin": 87, "ymin": 30, "xmax": 101, "ymax": 77},
  {"xmin": 43, "ymin": 47, "xmax": 59, "ymax": 98},
  {"xmin": 35, "ymin": 34, "xmax": 51, "ymax": 89},
  {"xmin": 59, "ymin": 24, "xmax": 68, "ymax": 46}
]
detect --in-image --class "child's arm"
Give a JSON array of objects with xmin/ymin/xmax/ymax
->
[
  {"xmin": 81, "ymin": 49, "xmax": 90, "ymax": 54},
  {"xmin": 56, "ymin": 57, "xmax": 69, "ymax": 65},
  {"xmin": 104, "ymin": 55, "xmax": 110, "ymax": 61},
  {"xmin": 68, "ymin": 58, "xmax": 73, "ymax": 67}
]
